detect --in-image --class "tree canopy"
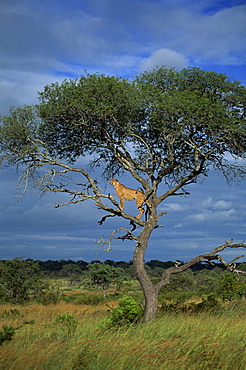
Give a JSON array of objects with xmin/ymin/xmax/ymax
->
[{"xmin": 1, "ymin": 67, "xmax": 246, "ymax": 191}]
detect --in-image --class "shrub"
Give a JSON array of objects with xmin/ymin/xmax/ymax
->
[
  {"xmin": 189, "ymin": 293, "xmax": 221, "ymax": 313},
  {"xmin": 55, "ymin": 313, "xmax": 79, "ymax": 336},
  {"xmin": 217, "ymin": 272, "xmax": 246, "ymax": 302},
  {"xmin": 100, "ymin": 295, "xmax": 143, "ymax": 329},
  {"xmin": 0, "ymin": 257, "xmax": 43, "ymax": 304},
  {"xmin": 1, "ymin": 309, "xmax": 21, "ymax": 318},
  {"xmin": 0, "ymin": 326, "xmax": 15, "ymax": 345},
  {"xmin": 160, "ymin": 293, "xmax": 221, "ymax": 314},
  {"xmin": 63, "ymin": 293, "xmax": 106, "ymax": 305},
  {"xmin": 36, "ymin": 284, "xmax": 62, "ymax": 305}
]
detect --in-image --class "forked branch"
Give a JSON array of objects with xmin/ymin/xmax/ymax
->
[{"xmin": 96, "ymin": 223, "xmax": 138, "ymax": 253}]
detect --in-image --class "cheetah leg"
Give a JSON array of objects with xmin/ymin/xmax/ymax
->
[
  {"xmin": 136, "ymin": 203, "xmax": 144, "ymax": 219},
  {"xmin": 119, "ymin": 198, "xmax": 125, "ymax": 212}
]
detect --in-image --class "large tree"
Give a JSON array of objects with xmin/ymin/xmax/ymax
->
[{"xmin": 1, "ymin": 67, "xmax": 246, "ymax": 321}]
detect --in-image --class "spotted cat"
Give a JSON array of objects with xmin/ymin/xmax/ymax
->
[{"xmin": 110, "ymin": 178, "xmax": 150, "ymax": 219}]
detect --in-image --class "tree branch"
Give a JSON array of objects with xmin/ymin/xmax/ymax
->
[
  {"xmin": 156, "ymin": 239, "xmax": 246, "ymax": 290},
  {"xmin": 96, "ymin": 224, "xmax": 138, "ymax": 253}
]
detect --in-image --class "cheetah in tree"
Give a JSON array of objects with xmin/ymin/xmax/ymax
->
[{"xmin": 110, "ymin": 178, "xmax": 150, "ymax": 219}]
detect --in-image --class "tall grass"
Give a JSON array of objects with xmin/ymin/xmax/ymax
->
[{"xmin": 0, "ymin": 301, "xmax": 245, "ymax": 369}]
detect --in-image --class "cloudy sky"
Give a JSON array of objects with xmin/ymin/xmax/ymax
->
[{"xmin": 0, "ymin": 0, "xmax": 246, "ymax": 263}]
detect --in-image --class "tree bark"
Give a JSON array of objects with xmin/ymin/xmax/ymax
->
[{"xmin": 133, "ymin": 214, "xmax": 159, "ymax": 323}]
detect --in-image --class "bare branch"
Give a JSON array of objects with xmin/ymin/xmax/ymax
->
[
  {"xmin": 96, "ymin": 223, "xmax": 138, "ymax": 253},
  {"xmin": 98, "ymin": 213, "xmax": 118, "ymax": 225},
  {"xmin": 156, "ymin": 239, "xmax": 246, "ymax": 290},
  {"xmin": 171, "ymin": 191, "xmax": 190, "ymax": 196}
]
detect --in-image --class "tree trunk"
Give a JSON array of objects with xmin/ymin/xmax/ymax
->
[
  {"xmin": 133, "ymin": 216, "xmax": 159, "ymax": 323},
  {"xmin": 143, "ymin": 284, "xmax": 159, "ymax": 322}
]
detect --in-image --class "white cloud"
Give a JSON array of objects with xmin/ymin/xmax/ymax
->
[
  {"xmin": 164, "ymin": 203, "xmax": 188, "ymax": 211},
  {"xmin": 1, "ymin": 0, "xmax": 245, "ymax": 116},
  {"xmin": 176, "ymin": 4, "xmax": 246, "ymax": 65},
  {"xmin": 201, "ymin": 196, "xmax": 213, "ymax": 208},
  {"xmin": 201, "ymin": 197, "xmax": 233, "ymax": 210},
  {"xmin": 140, "ymin": 48, "xmax": 189, "ymax": 71},
  {"xmin": 0, "ymin": 69, "xmax": 67, "ymax": 115},
  {"xmin": 186, "ymin": 208, "xmax": 237, "ymax": 224},
  {"xmin": 213, "ymin": 200, "xmax": 233, "ymax": 210}
]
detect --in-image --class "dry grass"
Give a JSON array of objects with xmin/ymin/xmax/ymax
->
[{"xmin": 0, "ymin": 301, "xmax": 246, "ymax": 369}]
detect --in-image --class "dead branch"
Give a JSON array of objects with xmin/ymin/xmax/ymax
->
[
  {"xmin": 156, "ymin": 239, "xmax": 246, "ymax": 290},
  {"xmin": 98, "ymin": 213, "xmax": 117, "ymax": 225},
  {"xmin": 95, "ymin": 221, "xmax": 138, "ymax": 253},
  {"xmin": 172, "ymin": 191, "xmax": 190, "ymax": 196},
  {"xmin": 111, "ymin": 227, "xmax": 138, "ymax": 242}
]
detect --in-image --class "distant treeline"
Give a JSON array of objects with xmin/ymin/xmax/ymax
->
[
  {"xmin": 1, "ymin": 258, "xmax": 246, "ymax": 278},
  {"xmin": 38, "ymin": 258, "xmax": 246, "ymax": 274},
  {"xmin": 1, "ymin": 258, "xmax": 243, "ymax": 273}
]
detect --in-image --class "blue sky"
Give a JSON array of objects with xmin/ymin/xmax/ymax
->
[{"xmin": 0, "ymin": 0, "xmax": 246, "ymax": 263}]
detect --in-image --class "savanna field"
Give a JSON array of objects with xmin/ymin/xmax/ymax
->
[{"xmin": 1, "ymin": 291, "xmax": 246, "ymax": 370}]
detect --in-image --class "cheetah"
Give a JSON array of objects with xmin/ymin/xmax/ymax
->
[{"xmin": 110, "ymin": 178, "xmax": 150, "ymax": 219}]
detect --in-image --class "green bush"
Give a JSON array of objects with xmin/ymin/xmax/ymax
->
[
  {"xmin": 159, "ymin": 290, "xmax": 199, "ymax": 304},
  {"xmin": 0, "ymin": 257, "xmax": 43, "ymax": 304},
  {"xmin": 55, "ymin": 313, "xmax": 79, "ymax": 336},
  {"xmin": 192, "ymin": 293, "xmax": 221, "ymax": 312},
  {"xmin": 1, "ymin": 309, "xmax": 21, "ymax": 318},
  {"xmin": 0, "ymin": 326, "xmax": 15, "ymax": 345},
  {"xmin": 217, "ymin": 272, "xmax": 246, "ymax": 302},
  {"xmin": 160, "ymin": 293, "xmax": 221, "ymax": 314},
  {"xmin": 36, "ymin": 284, "xmax": 62, "ymax": 305},
  {"xmin": 63, "ymin": 293, "xmax": 106, "ymax": 305},
  {"xmin": 100, "ymin": 295, "xmax": 143, "ymax": 329}
]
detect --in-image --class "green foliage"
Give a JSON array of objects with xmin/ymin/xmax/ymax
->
[
  {"xmin": 35, "ymin": 283, "xmax": 62, "ymax": 305},
  {"xmin": 82, "ymin": 263, "xmax": 125, "ymax": 293},
  {"xmin": 1, "ymin": 67, "xmax": 245, "ymax": 185},
  {"xmin": 238, "ymin": 262, "xmax": 246, "ymax": 271},
  {"xmin": 0, "ymin": 105, "xmax": 39, "ymax": 166},
  {"xmin": 0, "ymin": 257, "xmax": 44, "ymax": 304},
  {"xmin": 55, "ymin": 313, "xmax": 79, "ymax": 337},
  {"xmin": 163, "ymin": 269, "xmax": 197, "ymax": 292},
  {"xmin": 160, "ymin": 293, "xmax": 221, "ymax": 314},
  {"xmin": 23, "ymin": 319, "xmax": 35, "ymax": 324},
  {"xmin": 0, "ymin": 326, "xmax": 15, "ymax": 345},
  {"xmin": 159, "ymin": 290, "xmax": 199, "ymax": 304},
  {"xmin": 59, "ymin": 264, "xmax": 82, "ymax": 285},
  {"xmin": 63, "ymin": 293, "xmax": 106, "ymax": 305},
  {"xmin": 38, "ymin": 74, "xmax": 139, "ymax": 163},
  {"xmin": 100, "ymin": 295, "xmax": 143, "ymax": 329},
  {"xmin": 0, "ymin": 258, "xmax": 63, "ymax": 305},
  {"xmin": 115, "ymin": 280, "xmax": 134, "ymax": 293},
  {"xmin": 217, "ymin": 271, "xmax": 246, "ymax": 302},
  {"xmin": 1, "ymin": 309, "xmax": 21, "ymax": 318}
]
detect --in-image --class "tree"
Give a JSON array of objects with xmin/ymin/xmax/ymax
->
[
  {"xmin": 0, "ymin": 257, "xmax": 43, "ymax": 304},
  {"xmin": 1, "ymin": 67, "xmax": 246, "ymax": 321},
  {"xmin": 83, "ymin": 263, "xmax": 124, "ymax": 296},
  {"xmin": 59, "ymin": 263, "xmax": 83, "ymax": 285}
]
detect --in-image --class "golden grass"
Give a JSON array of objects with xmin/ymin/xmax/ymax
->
[{"xmin": 0, "ymin": 301, "xmax": 246, "ymax": 369}]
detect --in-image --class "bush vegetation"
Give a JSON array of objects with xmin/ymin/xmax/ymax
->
[{"xmin": 0, "ymin": 257, "xmax": 245, "ymax": 368}]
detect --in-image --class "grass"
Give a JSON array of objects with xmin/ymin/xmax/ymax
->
[{"xmin": 0, "ymin": 300, "xmax": 246, "ymax": 369}]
